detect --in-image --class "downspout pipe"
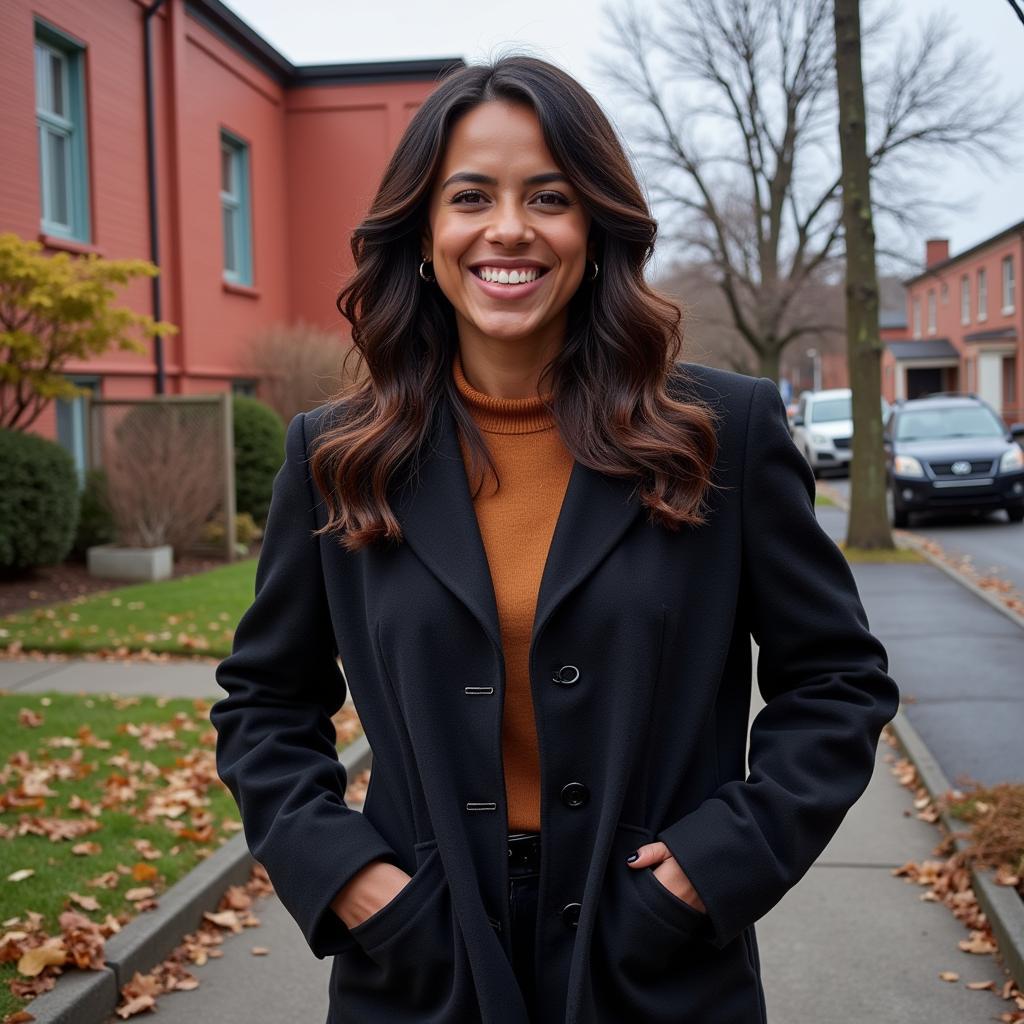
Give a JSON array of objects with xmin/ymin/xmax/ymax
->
[{"xmin": 143, "ymin": 0, "xmax": 167, "ymax": 394}]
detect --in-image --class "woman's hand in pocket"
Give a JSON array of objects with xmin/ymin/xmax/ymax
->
[
  {"xmin": 626, "ymin": 842, "xmax": 708, "ymax": 914},
  {"xmin": 331, "ymin": 859, "xmax": 413, "ymax": 929}
]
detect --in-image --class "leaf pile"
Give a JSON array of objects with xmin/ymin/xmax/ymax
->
[{"xmin": 883, "ymin": 728, "xmax": 1024, "ymax": 1020}]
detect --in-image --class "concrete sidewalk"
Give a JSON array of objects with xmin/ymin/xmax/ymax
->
[
  {"xmin": 816, "ymin": 503, "xmax": 1024, "ymax": 787},
  {"xmin": 0, "ymin": 656, "xmax": 222, "ymax": 699}
]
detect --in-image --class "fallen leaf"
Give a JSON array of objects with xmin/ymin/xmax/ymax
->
[{"xmin": 18, "ymin": 941, "xmax": 67, "ymax": 977}]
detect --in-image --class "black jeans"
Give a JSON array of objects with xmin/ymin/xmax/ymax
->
[{"xmin": 507, "ymin": 832, "xmax": 541, "ymax": 1020}]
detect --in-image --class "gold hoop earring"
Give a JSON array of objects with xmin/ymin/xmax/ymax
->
[
  {"xmin": 419, "ymin": 258, "xmax": 435, "ymax": 283},
  {"xmin": 588, "ymin": 259, "xmax": 599, "ymax": 282}
]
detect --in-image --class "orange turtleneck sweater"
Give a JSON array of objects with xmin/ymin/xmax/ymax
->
[{"xmin": 451, "ymin": 351, "xmax": 575, "ymax": 832}]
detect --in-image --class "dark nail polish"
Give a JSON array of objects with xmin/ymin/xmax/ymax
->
[{"xmin": 625, "ymin": 850, "xmax": 639, "ymax": 863}]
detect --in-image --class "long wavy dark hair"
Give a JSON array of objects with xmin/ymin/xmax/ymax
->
[{"xmin": 309, "ymin": 53, "xmax": 722, "ymax": 552}]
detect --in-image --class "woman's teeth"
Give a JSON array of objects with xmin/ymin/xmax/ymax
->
[{"xmin": 472, "ymin": 266, "xmax": 545, "ymax": 285}]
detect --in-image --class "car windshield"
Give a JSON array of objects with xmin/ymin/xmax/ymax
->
[
  {"xmin": 895, "ymin": 406, "xmax": 1006, "ymax": 441},
  {"xmin": 809, "ymin": 396, "xmax": 887, "ymax": 423},
  {"xmin": 810, "ymin": 397, "xmax": 851, "ymax": 423}
]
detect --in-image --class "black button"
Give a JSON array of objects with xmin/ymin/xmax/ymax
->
[
  {"xmin": 552, "ymin": 665, "xmax": 580, "ymax": 686},
  {"xmin": 560, "ymin": 782, "xmax": 589, "ymax": 808},
  {"xmin": 561, "ymin": 902, "xmax": 581, "ymax": 928}
]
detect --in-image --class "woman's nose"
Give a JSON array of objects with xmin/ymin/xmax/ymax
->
[{"xmin": 484, "ymin": 201, "xmax": 534, "ymax": 246}]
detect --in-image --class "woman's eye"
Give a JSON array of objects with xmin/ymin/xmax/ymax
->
[
  {"xmin": 535, "ymin": 192, "xmax": 570, "ymax": 206},
  {"xmin": 451, "ymin": 190, "xmax": 486, "ymax": 204}
]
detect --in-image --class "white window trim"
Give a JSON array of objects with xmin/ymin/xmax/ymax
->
[
  {"xmin": 927, "ymin": 289, "xmax": 936, "ymax": 335},
  {"xmin": 977, "ymin": 268, "xmax": 988, "ymax": 323},
  {"xmin": 960, "ymin": 275, "xmax": 970, "ymax": 326}
]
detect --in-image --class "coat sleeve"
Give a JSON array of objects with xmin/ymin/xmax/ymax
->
[
  {"xmin": 210, "ymin": 411, "xmax": 398, "ymax": 960},
  {"xmin": 656, "ymin": 376, "xmax": 900, "ymax": 950}
]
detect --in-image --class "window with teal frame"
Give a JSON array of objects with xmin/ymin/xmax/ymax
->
[
  {"xmin": 55, "ymin": 375, "xmax": 100, "ymax": 489},
  {"xmin": 220, "ymin": 130, "xmax": 253, "ymax": 286},
  {"xmin": 34, "ymin": 19, "xmax": 90, "ymax": 242}
]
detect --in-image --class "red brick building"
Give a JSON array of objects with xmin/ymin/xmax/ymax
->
[
  {"xmin": 0, "ymin": 0, "xmax": 461, "ymax": 475},
  {"xmin": 883, "ymin": 222, "xmax": 1023, "ymax": 426}
]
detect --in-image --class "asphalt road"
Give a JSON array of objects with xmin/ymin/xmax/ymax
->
[{"xmin": 825, "ymin": 473, "xmax": 1024, "ymax": 596}]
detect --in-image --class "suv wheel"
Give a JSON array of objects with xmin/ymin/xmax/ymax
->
[
  {"xmin": 1008, "ymin": 506, "xmax": 1024, "ymax": 524},
  {"xmin": 890, "ymin": 488, "xmax": 910, "ymax": 529}
]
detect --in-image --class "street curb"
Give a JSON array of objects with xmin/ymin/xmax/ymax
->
[
  {"xmin": 887, "ymin": 707, "xmax": 1024, "ymax": 988},
  {"xmin": 18, "ymin": 733, "xmax": 375, "ymax": 1024},
  {"xmin": 816, "ymin": 481, "xmax": 1024, "ymax": 633}
]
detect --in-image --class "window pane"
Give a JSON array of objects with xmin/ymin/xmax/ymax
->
[
  {"xmin": 47, "ymin": 129, "xmax": 69, "ymax": 226},
  {"xmin": 223, "ymin": 205, "xmax": 236, "ymax": 271},
  {"xmin": 221, "ymin": 145, "xmax": 233, "ymax": 194},
  {"xmin": 50, "ymin": 51, "xmax": 65, "ymax": 118},
  {"xmin": 35, "ymin": 44, "xmax": 50, "ymax": 111}
]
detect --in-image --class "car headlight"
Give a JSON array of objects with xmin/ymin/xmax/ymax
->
[
  {"xmin": 1000, "ymin": 445, "xmax": 1024, "ymax": 473},
  {"xmin": 893, "ymin": 454, "xmax": 925, "ymax": 478},
  {"xmin": 811, "ymin": 433, "xmax": 830, "ymax": 445}
]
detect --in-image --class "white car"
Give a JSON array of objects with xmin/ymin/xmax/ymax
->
[{"xmin": 790, "ymin": 388, "xmax": 890, "ymax": 476}]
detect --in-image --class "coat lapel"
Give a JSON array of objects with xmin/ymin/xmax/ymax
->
[{"xmin": 392, "ymin": 394, "xmax": 646, "ymax": 657}]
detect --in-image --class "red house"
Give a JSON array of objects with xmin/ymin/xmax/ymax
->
[
  {"xmin": 883, "ymin": 222, "xmax": 1023, "ymax": 426},
  {"xmin": 0, "ymin": 0, "xmax": 462, "ymax": 476}
]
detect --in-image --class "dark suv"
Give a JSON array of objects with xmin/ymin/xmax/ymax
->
[{"xmin": 883, "ymin": 394, "xmax": 1024, "ymax": 528}]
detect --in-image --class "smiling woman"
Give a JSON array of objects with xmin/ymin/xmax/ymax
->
[{"xmin": 211, "ymin": 52, "xmax": 898, "ymax": 1024}]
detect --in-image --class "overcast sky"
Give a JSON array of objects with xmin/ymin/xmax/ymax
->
[{"xmin": 221, "ymin": 0, "xmax": 1024, "ymax": 278}]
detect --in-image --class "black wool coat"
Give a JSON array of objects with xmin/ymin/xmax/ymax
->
[{"xmin": 211, "ymin": 362, "xmax": 900, "ymax": 1024}]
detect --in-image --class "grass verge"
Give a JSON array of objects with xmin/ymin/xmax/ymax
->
[
  {"xmin": 0, "ymin": 560, "xmax": 257, "ymax": 660},
  {"xmin": 0, "ymin": 688, "xmax": 360, "ymax": 1018}
]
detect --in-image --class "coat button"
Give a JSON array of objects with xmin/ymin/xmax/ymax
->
[
  {"xmin": 552, "ymin": 664, "xmax": 580, "ymax": 686},
  {"xmin": 561, "ymin": 902, "xmax": 581, "ymax": 928},
  {"xmin": 560, "ymin": 782, "xmax": 589, "ymax": 808}
]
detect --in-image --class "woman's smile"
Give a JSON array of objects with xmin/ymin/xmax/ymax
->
[{"xmin": 468, "ymin": 263, "xmax": 552, "ymax": 300}]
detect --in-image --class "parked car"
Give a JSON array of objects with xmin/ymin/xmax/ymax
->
[
  {"xmin": 883, "ymin": 393, "xmax": 1024, "ymax": 528},
  {"xmin": 790, "ymin": 388, "xmax": 890, "ymax": 476}
]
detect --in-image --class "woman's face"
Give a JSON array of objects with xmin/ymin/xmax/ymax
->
[{"xmin": 422, "ymin": 100, "xmax": 593, "ymax": 350}]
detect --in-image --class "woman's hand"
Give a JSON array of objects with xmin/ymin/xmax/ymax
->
[
  {"xmin": 331, "ymin": 860, "xmax": 413, "ymax": 929},
  {"xmin": 626, "ymin": 842, "xmax": 708, "ymax": 914}
]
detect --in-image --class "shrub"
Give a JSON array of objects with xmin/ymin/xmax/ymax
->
[
  {"xmin": 232, "ymin": 396, "xmax": 285, "ymax": 526},
  {"xmin": 0, "ymin": 428, "xmax": 80, "ymax": 576},
  {"xmin": 200, "ymin": 511, "xmax": 262, "ymax": 547},
  {"xmin": 69, "ymin": 467, "xmax": 117, "ymax": 561}
]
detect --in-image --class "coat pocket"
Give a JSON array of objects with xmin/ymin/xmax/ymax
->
[
  {"xmin": 586, "ymin": 822, "xmax": 761, "ymax": 1024},
  {"xmin": 328, "ymin": 839, "xmax": 476, "ymax": 1023},
  {"xmin": 347, "ymin": 841, "xmax": 445, "ymax": 953}
]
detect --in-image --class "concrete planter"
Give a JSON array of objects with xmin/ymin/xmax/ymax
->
[{"xmin": 86, "ymin": 543, "xmax": 174, "ymax": 582}]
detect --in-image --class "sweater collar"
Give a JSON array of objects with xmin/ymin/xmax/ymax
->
[{"xmin": 451, "ymin": 350, "xmax": 556, "ymax": 435}]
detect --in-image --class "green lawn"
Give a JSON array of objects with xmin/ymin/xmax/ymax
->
[
  {"xmin": 0, "ymin": 691, "xmax": 241, "ymax": 1017},
  {"xmin": 0, "ymin": 559, "xmax": 257, "ymax": 659},
  {"xmin": 0, "ymin": 690, "xmax": 362, "ymax": 1018},
  {"xmin": 814, "ymin": 491, "xmax": 835, "ymax": 507}
]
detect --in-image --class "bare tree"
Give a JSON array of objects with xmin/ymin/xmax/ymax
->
[
  {"xmin": 240, "ymin": 320, "xmax": 353, "ymax": 426},
  {"xmin": 598, "ymin": 0, "xmax": 1022, "ymax": 380},
  {"xmin": 835, "ymin": 0, "xmax": 892, "ymax": 549}
]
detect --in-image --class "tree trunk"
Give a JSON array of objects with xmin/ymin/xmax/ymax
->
[
  {"xmin": 833, "ymin": 0, "xmax": 894, "ymax": 550},
  {"xmin": 759, "ymin": 347, "xmax": 781, "ymax": 384}
]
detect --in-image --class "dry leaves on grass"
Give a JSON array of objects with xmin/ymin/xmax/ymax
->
[{"xmin": 0, "ymin": 697, "xmax": 364, "ymax": 1018}]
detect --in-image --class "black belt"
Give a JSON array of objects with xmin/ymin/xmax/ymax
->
[{"xmin": 507, "ymin": 831, "xmax": 541, "ymax": 870}]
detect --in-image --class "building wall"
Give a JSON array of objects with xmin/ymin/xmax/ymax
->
[
  {"xmin": 897, "ymin": 229, "xmax": 1023, "ymax": 425},
  {"xmin": 0, "ymin": 0, "xmax": 454, "ymax": 452}
]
